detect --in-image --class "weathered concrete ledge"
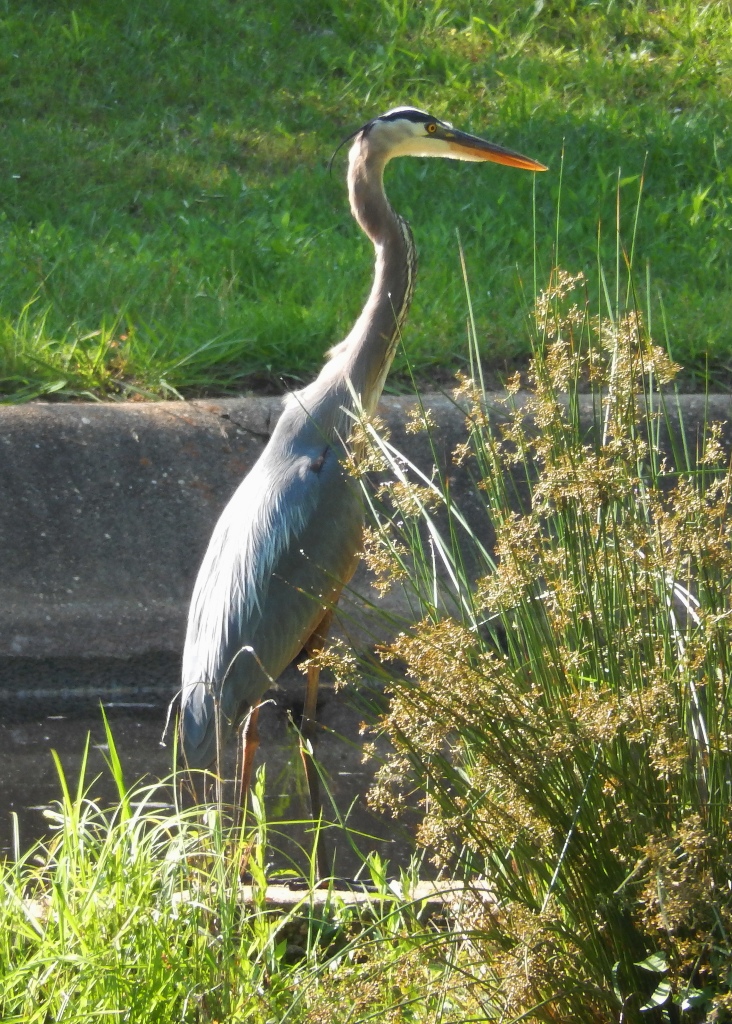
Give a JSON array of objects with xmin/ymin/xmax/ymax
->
[{"xmin": 0, "ymin": 393, "xmax": 729, "ymax": 668}]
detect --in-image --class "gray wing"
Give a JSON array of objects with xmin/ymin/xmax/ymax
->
[{"xmin": 180, "ymin": 435, "xmax": 362, "ymax": 767}]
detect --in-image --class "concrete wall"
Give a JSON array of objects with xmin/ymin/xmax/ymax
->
[{"xmin": 0, "ymin": 392, "xmax": 728, "ymax": 667}]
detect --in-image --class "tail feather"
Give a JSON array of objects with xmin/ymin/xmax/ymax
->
[{"xmin": 180, "ymin": 682, "xmax": 225, "ymax": 769}]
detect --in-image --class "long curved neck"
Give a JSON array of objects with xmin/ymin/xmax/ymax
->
[{"xmin": 335, "ymin": 140, "xmax": 417, "ymax": 414}]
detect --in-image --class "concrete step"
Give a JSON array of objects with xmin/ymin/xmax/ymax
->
[{"xmin": 0, "ymin": 392, "xmax": 728, "ymax": 671}]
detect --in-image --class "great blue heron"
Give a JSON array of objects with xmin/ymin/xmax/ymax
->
[{"xmin": 180, "ymin": 107, "xmax": 546, "ymax": 865}]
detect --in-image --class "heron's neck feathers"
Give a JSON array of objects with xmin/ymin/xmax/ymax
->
[{"xmin": 324, "ymin": 141, "xmax": 417, "ymax": 415}]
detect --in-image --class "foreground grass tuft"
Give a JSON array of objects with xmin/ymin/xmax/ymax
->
[{"xmin": 0, "ymin": 721, "xmax": 493, "ymax": 1022}]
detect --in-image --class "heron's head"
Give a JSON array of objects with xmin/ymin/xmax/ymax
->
[{"xmin": 352, "ymin": 106, "xmax": 547, "ymax": 172}]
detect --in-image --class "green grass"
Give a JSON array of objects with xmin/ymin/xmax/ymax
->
[
  {"xmin": 0, "ymin": 722, "xmax": 496, "ymax": 1023},
  {"xmin": 0, "ymin": 0, "xmax": 731, "ymax": 400}
]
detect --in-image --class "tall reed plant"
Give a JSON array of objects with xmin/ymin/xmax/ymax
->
[{"xmin": 359, "ymin": 268, "xmax": 732, "ymax": 1022}]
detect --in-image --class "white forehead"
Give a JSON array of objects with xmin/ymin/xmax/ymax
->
[
  {"xmin": 381, "ymin": 105, "xmax": 430, "ymax": 119},
  {"xmin": 378, "ymin": 107, "xmax": 452, "ymax": 130},
  {"xmin": 362, "ymin": 108, "xmax": 454, "ymax": 161}
]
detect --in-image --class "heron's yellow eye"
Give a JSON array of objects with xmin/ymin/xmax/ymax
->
[{"xmin": 426, "ymin": 123, "xmax": 437, "ymax": 133}]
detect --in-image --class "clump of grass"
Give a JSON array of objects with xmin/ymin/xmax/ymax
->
[
  {"xmin": 1, "ymin": 725, "xmax": 296, "ymax": 1020},
  {"xmin": 0, "ymin": 715, "xmax": 496, "ymax": 1022},
  {"xmin": 361, "ymin": 267, "xmax": 732, "ymax": 1021}
]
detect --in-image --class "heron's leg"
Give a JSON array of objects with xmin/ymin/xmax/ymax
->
[
  {"xmin": 239, "ymin": 703, "xmax": 261, "ymax": 805},
  {"xmin": 300, "ymin": 609, "xmax": 334, "ymax": 880}
]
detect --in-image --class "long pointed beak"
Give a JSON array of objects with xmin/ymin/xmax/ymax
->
[{"xmin": 440, "ymin": 127, "xmax": 547, "ymax": 172}]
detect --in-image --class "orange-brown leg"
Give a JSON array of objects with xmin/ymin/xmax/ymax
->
[
  {"xmin": 301, "ymin": 550, "xmax": 362, "ymax": 878},
  {"xmin": 300, "ymin": 609, "xmax": 335, "ymax": 880},
  {"xmin": 239, "ymin": 704, "xmax": 261, "ymax": 808}
]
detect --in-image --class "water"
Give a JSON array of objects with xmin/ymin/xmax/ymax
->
[{"xmin": 0, "ymin": 655, "xmax": 416, "ymax": 874}]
